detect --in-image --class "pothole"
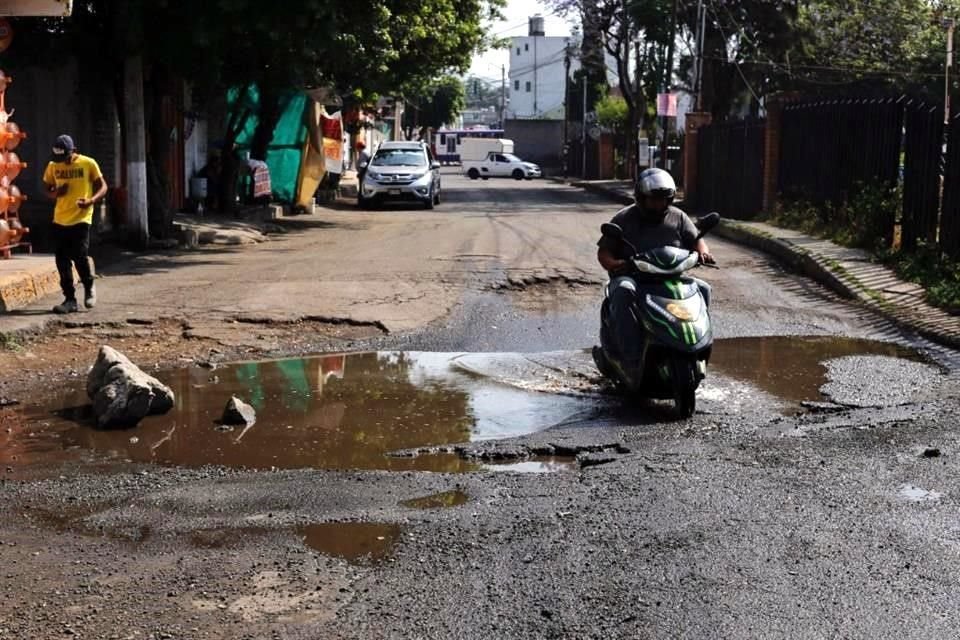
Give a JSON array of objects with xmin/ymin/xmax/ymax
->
[
  {"xmin": 400, "ymin": 489, "xmax": 469, "ymax": 509},
  {"xmin": 11, "ymin": 351, "xmax": 601, "ymax": 473}
]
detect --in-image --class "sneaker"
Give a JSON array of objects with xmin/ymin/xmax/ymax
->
[
  {"xmin": 84, "ymin": 284, "xmax": 97, "ymax": 309},
  {"xmin": 53, "ymin": 299, "xmax": 79, "ymax": 314}
]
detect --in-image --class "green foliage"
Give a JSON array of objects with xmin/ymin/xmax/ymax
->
[
  {"xmin": 879, "ymin": 243, "xmax": 960, "ymax": 312},
  {"xmin": 595, "ymin": 93, "xmax": 628, "ymax": 133},
  {"xmin": 405, "ymin": 76, "xmax": 467, "ymax": 130},
  {"xmin": 769, "ymin": 181, "xmax": 901, "ymax": 252}
]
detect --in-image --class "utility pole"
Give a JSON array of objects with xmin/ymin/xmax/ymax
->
[
  {"xmin": 501, "ymin": 64, "xmax": 506, "ymax": 128},
  {"xmin": 124, "ymin": 55, "xmax": 149, "ymax": 248},
  {"xmin": 660, "ymin": 0, "xmax": 680, "ymax": 171},
  {"xmin": 582, "ymin": 74, "xmax": 588, "ymax": 178},
  {"xmin": 563, "ymin": 49, "xmax": 571, "ymax": 178},
  {"xmin": 695, "ymin": 0, "xmax": 706, "ymax": 112},
  {"xmin": 944, "ymin": 17, "xmax": 955, "ymax": 126}
]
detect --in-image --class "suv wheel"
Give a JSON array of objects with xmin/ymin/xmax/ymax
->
[
  {"xmin": 467, "ymin": 168, "xmax": 480, "ymax": 180},
  {"xmin": 512, "ymin": 169, "xmax": 524, "ymax": 180}
]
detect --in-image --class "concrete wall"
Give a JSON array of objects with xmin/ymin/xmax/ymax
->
[{"xmin": 503, "ymin": 119, "xmax": 564, "ymax": 170}]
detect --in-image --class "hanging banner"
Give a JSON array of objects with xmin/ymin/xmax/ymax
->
[
  {"xmin": 320, "ymin": 109, "xmax": 344, "ymax": 175},
  {"xmin": 657, "ymin": 93, "xmax": 678, "ymax": 117}
]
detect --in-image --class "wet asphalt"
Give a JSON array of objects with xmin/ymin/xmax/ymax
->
[{"xmin": 3, "ymin": 173, "xmax": 960, "ymax": 639}]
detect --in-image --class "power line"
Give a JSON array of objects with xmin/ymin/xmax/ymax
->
[{"xmin": 706, "ymin": 0, "xmax": 762, "ymax": 104}]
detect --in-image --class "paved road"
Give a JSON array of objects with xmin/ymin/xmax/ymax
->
[{"xmin": 2, "ymin": 171, "xmax": 960, "ymax": 639}]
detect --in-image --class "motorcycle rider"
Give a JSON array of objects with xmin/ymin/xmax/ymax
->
[{"xmin": 597, "ymin": 168, "xmax": 715, "ymax": 372}]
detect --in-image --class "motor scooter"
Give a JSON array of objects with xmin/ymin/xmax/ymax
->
[{"xmin": 592, "ymin": 212, "xmax": 720, "ymax": 417}]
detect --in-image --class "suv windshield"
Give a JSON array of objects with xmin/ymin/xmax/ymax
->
[{"xmin": 372, "ymin": 149, "xmax": 427, "ymax": 167}]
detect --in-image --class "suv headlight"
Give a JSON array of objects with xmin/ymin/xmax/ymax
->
[{"xmin": 366, "ymin": 170, "xmax": 382, "ymax": 181}]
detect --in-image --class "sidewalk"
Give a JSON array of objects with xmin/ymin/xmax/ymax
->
[{"xmin": 572, "ymin": 179, "xmax": 960, "ymax": 351}]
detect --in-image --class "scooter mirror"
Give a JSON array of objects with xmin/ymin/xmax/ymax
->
[
  {"xmin": 695, "ymin": 212, "xmax": 720, "ymax": 237},
  {"xmin": 600, "ymin": 222, "xmax": 624, "ymax": 240}
]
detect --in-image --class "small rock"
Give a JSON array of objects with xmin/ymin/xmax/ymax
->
[
  {"xmin": 86, "ymin": 346, "xmax": 175, "ymax": 428},
  {"xmin": 923, "ymin": 447, "xmax": 942, "ymax": 458},
  {"xmin": 221, "ymin": 395, "xmax": 256, "ymax": 426}
]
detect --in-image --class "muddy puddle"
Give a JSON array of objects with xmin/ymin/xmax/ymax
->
[
  {"xmin": 708, "ymin": 336, "xmax": 929, "ymax": 407},
  {"xmin": 8, "ymin": 352, "xmax": 595, "ymax": 473}
]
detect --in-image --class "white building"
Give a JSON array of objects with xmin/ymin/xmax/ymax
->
[{"xmin": 507, "ymin": 16, "xmax": 578, "ymax": 120}]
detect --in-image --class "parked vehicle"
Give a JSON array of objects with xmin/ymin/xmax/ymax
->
[
  {"xmin": 592, "ymin": 212, "xmax": 720, "ymax": 418},
  {"xmin": 463, "ymin": 152, "xmax": 542, "ymax": 180},
  {"xmin": 435, "ymin": 128, "xmax": 504, "ymax": 164},
  {"xmin": 358, "ymin": 141, "xmax": 441, "ymax": 210},
  {"xmin": 459, "ymin": 137, "xmax": 514, "ymax": 163}
]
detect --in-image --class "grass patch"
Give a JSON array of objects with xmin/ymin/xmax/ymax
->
[
  {"xmin": 0, "ymin": 332, "xmax": 22, "ymax": 351},
  {"xmin": 765, "ymin": 182, "xmax": 960, "ymax": 315},
  {"xmin": 877, "ymin": 243, "xmax": 960, "ymax": 313}
]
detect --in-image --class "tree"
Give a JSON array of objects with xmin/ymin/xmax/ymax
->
[
  {"xmin": 404, "ymin": 76, "xmax": 468, "ymax": 134},
  {"xmin": 7, "ymin": 0, "xmax": 504, "ymax": 231}
]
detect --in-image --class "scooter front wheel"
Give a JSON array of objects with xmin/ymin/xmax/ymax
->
[{"xmin": 670, "ymin": 358, "xmax": 698, "ymax": 418}]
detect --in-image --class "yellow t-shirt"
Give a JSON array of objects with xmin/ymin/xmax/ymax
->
[{"xmin": 42, "ymin": 154, "xmax": 104, "ymax": 226}]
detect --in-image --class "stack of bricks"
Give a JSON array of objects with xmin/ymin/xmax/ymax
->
[{"xmin": 0, "ymin": 68, "xmax": 28, "ymax": 259}]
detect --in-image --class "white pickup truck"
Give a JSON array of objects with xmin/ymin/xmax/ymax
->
[{"xmin": 463, "ymin": 152, "xmax": 542, "ymax": 180}]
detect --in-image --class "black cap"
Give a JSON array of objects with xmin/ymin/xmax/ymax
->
[{"xmin": 52, "ymin": 134, "xmax": 75, "ymax": 157}]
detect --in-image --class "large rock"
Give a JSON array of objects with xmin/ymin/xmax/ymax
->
[{"xmin": 86, "ymin": 346, "xmax": 175, "ymax": 428}]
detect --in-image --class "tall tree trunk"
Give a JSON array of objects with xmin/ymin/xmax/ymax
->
[{"xmin": 145, "ymin": 64, "xmax": 173, "ymax": 238}]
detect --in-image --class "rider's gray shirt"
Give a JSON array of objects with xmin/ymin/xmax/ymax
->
[{"xmin": 597, "ymin": 204, "xmax": 699, "ymax": 257}]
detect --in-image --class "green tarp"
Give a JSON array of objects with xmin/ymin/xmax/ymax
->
[{"xmin": 228, "ymin": 85, "xmax": 307, "ymax": 203}]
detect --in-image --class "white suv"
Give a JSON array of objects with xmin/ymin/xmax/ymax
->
[{"xmin": 358, "ymin": 141, "xmax": 442, "ymax": 209}]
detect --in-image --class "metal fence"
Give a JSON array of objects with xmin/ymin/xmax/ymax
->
[
  {"xmin": 940, "ymin": 112, "xmax": 960, "ymax": 259},
  {"xmin": 694, "ymin": 118, "xmax": 765, "ymax": 219},
  {"xmin": 779, "ymin": 98, "xmax": 903, "ymax": 212},
  {"xmin": 901, "ymin": 100, "xmax": 944, "ymax": 250}
]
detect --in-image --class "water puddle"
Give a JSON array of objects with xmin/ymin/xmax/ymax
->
[
  {"xmin": 709, "ymin": 336, "xmax": 926, "ymax": 407},
  {"xmin": 11, "ymin": 352, "xmax": 595, "ymax": 473},
  {"xmin": 898, "ymin": 484, "xmax": 943, "ymax": 503},
  {"xmin": 400, "ymin": 489, "xmax": 469, "ymax": 509},
  {"xmin": 480, "ymin": 456, "xmax": 578, "ymax": 473},
  {"xmin": 298, "ymin": 522, "xmax": 401, "ymax": 564}
]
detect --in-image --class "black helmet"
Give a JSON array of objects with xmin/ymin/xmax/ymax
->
[{"xmin": 635, "ymin": 168, "xmax": 676, "ymax": 203}]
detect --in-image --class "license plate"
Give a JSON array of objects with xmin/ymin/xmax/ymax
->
[{"xmin": 388, "ymin": 189, "xmax": 401, "ymax": 195}]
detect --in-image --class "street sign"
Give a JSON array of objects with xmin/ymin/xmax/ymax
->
[
  {"xmin": 0, "ymin": 0, "xmax": 73, "ymax": 16},
  {"xmin": 657, "ymin": 93, "xmax": 678, "ymax": 117}
]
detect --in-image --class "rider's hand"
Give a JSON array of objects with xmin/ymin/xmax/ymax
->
[{"xmin": 699, "ymin": 251, "xmax": 715, "ymax": 265}]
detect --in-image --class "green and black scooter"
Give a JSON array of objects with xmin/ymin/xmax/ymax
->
[{"xmin": 592, "ymin": 212, "xmax": 720, "ymax": 418}]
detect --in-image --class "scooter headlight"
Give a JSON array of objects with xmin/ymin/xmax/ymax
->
[{"xmin": 666, "ymin": 302, "xmax": 694, "ymax": 321}]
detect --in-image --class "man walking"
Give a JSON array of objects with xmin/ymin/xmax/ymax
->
[{"xmin": 42, "ymin": 134, "xmax": 108, "ymax": 314}]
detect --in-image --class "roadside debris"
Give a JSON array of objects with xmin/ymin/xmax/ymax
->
[{"xmin": 86, "ymin": 346, "xmax": 175, "ymax": 428}]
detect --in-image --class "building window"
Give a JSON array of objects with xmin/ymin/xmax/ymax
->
[
  {"xmin": 525, "ymin": 82, "xmax": 531, "ymax": 92},
  {"xmin": 514, "ymin": 80, "xmax": 520, "ymax": 91},
  {"xmin": 524, "ymin": 43, "xmax": 529, "ymax": 51},
  {"xmin": 517, "ymin": 47, "xmax": 521, "ymax": 55}
]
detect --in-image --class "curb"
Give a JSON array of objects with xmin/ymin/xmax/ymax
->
[{"xmin": 715, "ymin": 221, "xmax": 960, "ymax": 352}]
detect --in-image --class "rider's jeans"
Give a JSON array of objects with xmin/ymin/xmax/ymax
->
[
  {"xmin": 607, "ymin": 276, "xmax": 645, "ymax": 364},
  {"xmin": 607, "ymin": 275, "xmax": 712, "ymax": 363}
]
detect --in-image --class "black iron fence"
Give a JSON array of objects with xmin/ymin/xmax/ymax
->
[
  {"xmin": 693, "ymin": 94, "xmax": 960, "ymax": 258},
  {"xmin": 940, "ymin": 112, "xmax": 960, "ymax": 259},
  {"xmin": 779, "ymin": 98, "xmax": 903, "ymax": 210},
  {"xmin": 694, "ymin": 118, "xmax": 765, "ymax": 219}
]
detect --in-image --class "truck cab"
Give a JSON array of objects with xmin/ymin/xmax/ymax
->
[{"xmin": 463, "ymin": 151, "xmax": 543, "ymax": 181}]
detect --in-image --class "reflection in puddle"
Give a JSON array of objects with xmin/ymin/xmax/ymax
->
[
  {"xmin": 298, "ymin": 522, "xmax": 401, "ymax": 564},
  {"xmin": 401, "ymin": 489, "xmax": 469, "ymax": 509},
  {"xmin": 899, "ymin": 484, "xmax": 943, "ymax": 502},
  {"xmin": 481, "ymin": 457, "xmax": 577, "ymax": 473},
  {"xmin": 12, "ymin": 352, "xmax": 593, "ymax": 473},
  {"xmin": 710, "ymin": 337, "xmax": 924, "ymax": 406}
]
